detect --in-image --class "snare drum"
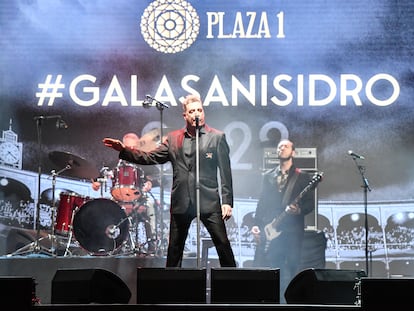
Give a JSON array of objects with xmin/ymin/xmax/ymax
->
[
  {"xmin": 55, "ymin": 192, "xmax": 89, "ymax": 235},
  {"xmin": 111, "ymin": 161, "xmax": 143, "ymax": 202}
]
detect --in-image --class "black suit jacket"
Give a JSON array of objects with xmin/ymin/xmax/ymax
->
[
  {"xmin": 119, "ymin": 124, "xmax": 233, "ymax": 215},
  {"xmin": 254, "ymin": 165, "xmax": 315, "ymax": 233}
]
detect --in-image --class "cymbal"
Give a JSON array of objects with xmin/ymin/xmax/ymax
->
[
  {"xmin": 145, "ymin": 166, "xmax": 173, "ymax": 188},
  {"xmin": 49, "ymin": 151, "xmax": 99, "ymax": 180},
  {"xmin": 137, "ymin": 128, "xmax": 163, "ymax": 152}
]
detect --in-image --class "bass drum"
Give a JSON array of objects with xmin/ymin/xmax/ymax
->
[{"xmin": 72, "ymin": 198, "xmax": 129, "ymax": 255}]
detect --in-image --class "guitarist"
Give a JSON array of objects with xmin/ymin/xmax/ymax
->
[{"xmin": 251, "ymin": 139, "xmax": 315, "ymax": 302}]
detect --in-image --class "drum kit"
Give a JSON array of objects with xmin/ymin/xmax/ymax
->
[
  {"xmin": 29, "ymin": 150, "xmax": 163, "ymax": 257},
  {"xmin": 7, "ymin": 129, "xmax": 169, "ymax": 257}
]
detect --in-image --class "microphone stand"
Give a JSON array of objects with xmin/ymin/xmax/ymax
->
[
  {"xmin": 143, "ymin": 95, "xmax": 169, "ymax": 256},
  {"xmin": 8, "ymin": 116, "xmax": 66, "ymax": 257},
  {"xmin": 351, "ymin": 157, "xmax": 372, "ymax": 276},
  {"xmin": 34, "ymin": 118, "xmax": 44, "ymax": 254},
  {"xmin": 33, "ymin": 118, "xmax": 56, "ymax": 256},
  {"xmin": 195, "ymin": 118, "xmax": 202, "ymax": 268},
  {"xmin": 8, "ymin": 118, "xmax": 54, "ymax": 256},
  {"xmin": 159, "ymin": 107, "xmax": 166, "ymax": 257}
]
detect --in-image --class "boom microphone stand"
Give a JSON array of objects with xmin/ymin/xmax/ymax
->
[
  {"xmin": 349, "ymin": 152, "xmax": 372, "ymax": 276},
  {"xmin": 9, "ymin": 115, "xmax": 66, "ymax": 257},
  {"xmin": 143, "ymin": 95, "xmax": 169, "ymax": 256}
]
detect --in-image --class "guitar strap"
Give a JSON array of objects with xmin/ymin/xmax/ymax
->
[{"xmin": 281, "ymin": 170, "xmax": 299, "ymax": 207}]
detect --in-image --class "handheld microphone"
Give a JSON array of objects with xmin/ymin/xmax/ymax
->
[
  {"xmin": 33, "ymin": 115, "xmax": 61, "ymax": 120},
  {"xmin": 143, "ymin": 95, "xmax": 153, "ymax": 108},
  {"xmin": 195, "ymin": 115, "xmax": 200, "ymax": 127},
  {"xmin": 142, "ymin": 94, "xmax": 169, "ymax": 109},
  {"xmin": 33, "ymin": 115, "xmax": 68, "ymax": 128},
  {"xmin": 348, "ymin": 150, "xmax": 365, "ymax": 160}
]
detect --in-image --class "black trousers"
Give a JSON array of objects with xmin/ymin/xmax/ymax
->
[{"xmin": 166, "ymin": 210, "xmax": 236, "ymax": 267}]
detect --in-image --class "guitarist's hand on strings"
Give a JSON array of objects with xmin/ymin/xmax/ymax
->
[
  {"xmin": 285, "ymin": 203, "xmax": 301, "ymax": 215},
  {"xmin": 251, "ymin": 226, "xmax": 261, "ymax": 242}
]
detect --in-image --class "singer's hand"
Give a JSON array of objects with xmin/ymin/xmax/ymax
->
[
  {"xmin": 221, "ymin": 204, "xmax": 232, "ymax": 220},
  {"xmin": 103, "ymin": 138, "xmax": 125, "ymax": 151}
]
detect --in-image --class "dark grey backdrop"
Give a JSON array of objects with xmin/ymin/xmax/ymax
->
[{"xmin": 1, "ymin": 0, "xmax": 414, "ymax": 202}]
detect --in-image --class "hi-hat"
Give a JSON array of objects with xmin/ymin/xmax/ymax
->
[{"xmin": 49, "ymin": 151, "xmax": 99, "ymax": 180}]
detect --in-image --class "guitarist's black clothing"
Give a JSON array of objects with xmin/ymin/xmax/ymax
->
[{"xmin": 253, "ymin": 165, "xmax": 315, "ymax": 301}]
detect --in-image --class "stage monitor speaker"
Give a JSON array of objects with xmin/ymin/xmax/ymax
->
[
  {"xmin": 285, "ymin": 268, "xmax": 366, "ymax": 305},
  {"xmin": 361, "ymin": 277, "xmax": 414, "ymax": 310},
  {"xmin": 51, "ymin": 268, "xmax": 131, "ymax": 304},
  {"xmin": 210, "ymin": 268, "xmax": 280, "ymax": 303},
  {"xmin": 0, "ymin": 276, "xmax": 34, "ymax": 310},
  {"xmin": 137, "ymin": 267, "xmax": 206, "ymax": 304},
  {"xmin": 299, "ymin": 230, "xmax": 327, "ymax": 270}
]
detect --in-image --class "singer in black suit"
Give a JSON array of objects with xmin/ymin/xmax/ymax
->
[{"xmin": 103, "ymin": 94, "xmax": 236, "ymax": 267}]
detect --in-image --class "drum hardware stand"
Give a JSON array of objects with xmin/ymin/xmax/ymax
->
[
  {"xmin": 97, "ymin": 166, "xmax": 112, "ymax": 198},
  {"xmin": 121, "ymin": 210, "xmax": 155, "ymax": 256},
  {"xmin": 137, "ymin": 196, "xmax": 158, "ymax": 256},
  {"xmin": 150, "ymin": 193, "xmax": 169, "ymax": 257},
  {"xmin": 136, "ymin": 219, "xmax": 158, "ymax": 256},
  {"xmin": 62, "ymin": 205, "xmax": 80, "ymax": 257},
  {"xmin": 125, "ymin": 216, "xmax": 137, "ymax": 254},
  {"xmin": 146, "ymin": 190, "xmax": 163, "ymax": 256},
  {"xmin": 48, "ymin": 165, "xmax": 72, "ymax": 255},
  {"xmin": 115, "ymin": 215, "xmax": 139, "ymax": 256}
]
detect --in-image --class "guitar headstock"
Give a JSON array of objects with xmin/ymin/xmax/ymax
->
[
  {"xmin": 309, "ymin": 171, "xmax": 324, "ymax": 186},
  {"xmin": 313, "ymin": 171, "xmax": 323, "ymax": 179}
]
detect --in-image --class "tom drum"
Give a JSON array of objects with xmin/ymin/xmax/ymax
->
[
  {"xmin": 55, "ymin": 192, "xmax": 89, "ymax": 236},
  {"xmin": 111, "ymin": 162, "xmax": 144, "ymax": 203}
]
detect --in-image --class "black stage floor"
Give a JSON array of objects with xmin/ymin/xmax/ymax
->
[
  {"xmin": 0, "ymin": 255, "xmax": 362, "ymax": 310},
  {"xmin": 1, "ymin": 256, "xmax": 412, "ymax": 311},
  {"xmin": 33, "ymin": 304, "xmax": 361, "ymax": 311},
  {"xmin": 0, "ymin": 255, "xmax": 166, "ymax": 305}
]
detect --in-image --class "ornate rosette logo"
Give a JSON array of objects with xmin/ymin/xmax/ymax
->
[{"xmin": 140, "ymin": 0, "xmax": 200, "ymax": 54}]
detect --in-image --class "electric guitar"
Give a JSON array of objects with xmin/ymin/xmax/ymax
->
[{"xmin": 262, "ymin": 171, "xmax": 323, "ymax": 251}]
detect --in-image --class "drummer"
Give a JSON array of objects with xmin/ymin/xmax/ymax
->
[{"xmin": 91, "ymin": 132, "xmax": 157, "ymax": 252}]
